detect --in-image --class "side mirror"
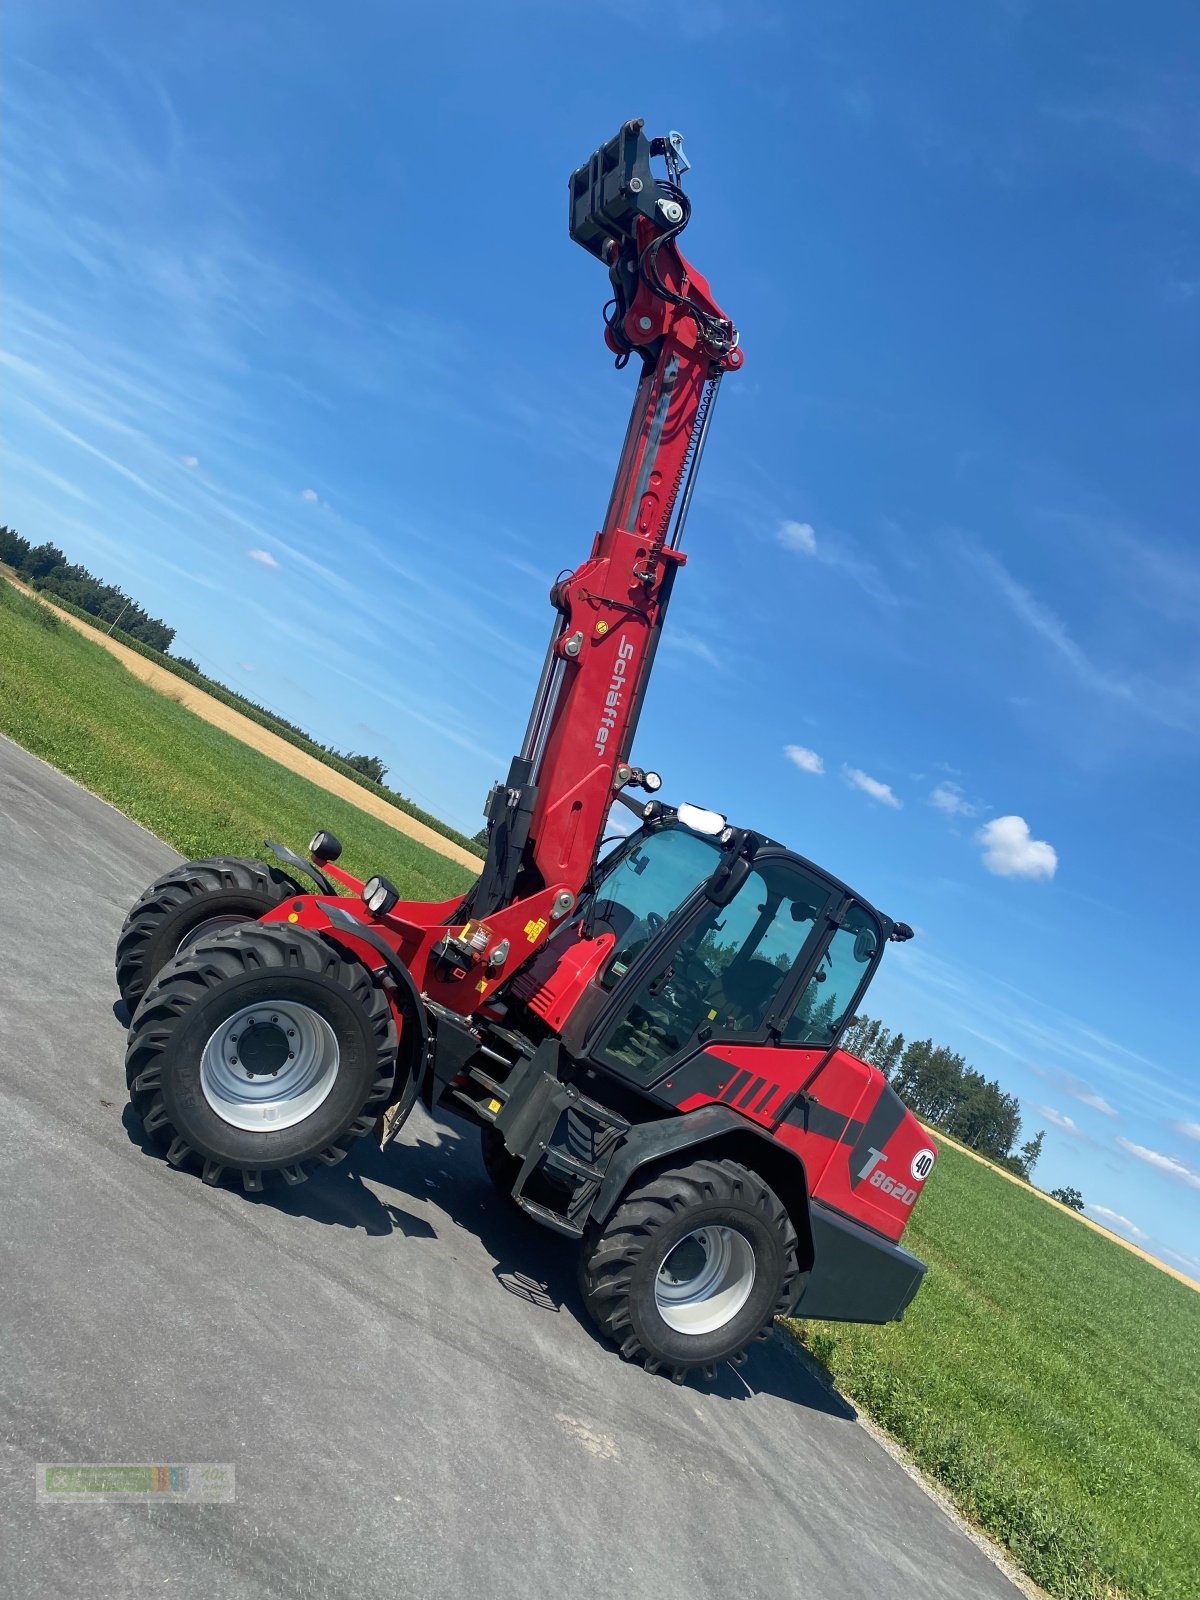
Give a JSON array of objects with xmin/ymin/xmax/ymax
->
[{"xmin": 704, "ymin": 852, "xmax": 751, "ymax": 907}]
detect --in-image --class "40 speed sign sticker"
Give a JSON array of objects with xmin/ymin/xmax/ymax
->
[{"xmin": 911, "ymin": 1149, "xmax": 936, "ymax": 1182}]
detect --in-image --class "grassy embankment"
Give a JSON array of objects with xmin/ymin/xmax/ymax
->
[
  {"xmin": 0, "ymin": 577, "xmax": 474, "ymax": 901},
  {"xmin": 789, "ymin": 1138, "xmax": 1200, "ymax": 1600},
  {"xmin": 0, "ymin": 563, "xmax": 484, "ymax": 861},
  {"xmin": 3, "ymin": 578, "xmax": 1197, "ymax": 1600}
]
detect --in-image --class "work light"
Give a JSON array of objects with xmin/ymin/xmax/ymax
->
[
  {"xmin": 363, "ymin": 876, "xmax": 400, "ymax": 916},
  {"xmin": 309, "ymin": 830, "xmax": 343, "ymax": 863},
  {"xmin": 675, "ymin": 802, "xmax": 726, "ymax": 836}
]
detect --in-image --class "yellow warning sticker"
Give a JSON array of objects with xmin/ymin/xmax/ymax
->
[
  {"xmin": 708, "ymin": 1008, "xmax": 717, "ymax": 1020},
  {"xmin": 524, "ymin": 918, "xmax": 548, "ymax": 942},
  {"xmin": 488, "ymin": 1098, "xmax": 502, "ymax": 1114},
  {"xmin": 476, "ymin": 978, "xmax": 489, "ymax": 993}
]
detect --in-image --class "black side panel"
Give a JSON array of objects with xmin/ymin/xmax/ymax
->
[
  {"xmin": 794, "ymin": 1201, "xmax": 926, "ymax": 1324},
  {"xmin": 590, "ymin": 1105, "xmax": 809, "ymax": 1226},
  {"xmin": 845, "ymin": 1082, "xmax": 908, "ymax": 1191}
]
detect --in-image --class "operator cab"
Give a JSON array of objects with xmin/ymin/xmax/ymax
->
[{"xmin": 549, "ymin": 802, "xmax": 906, "ymax": 1089}]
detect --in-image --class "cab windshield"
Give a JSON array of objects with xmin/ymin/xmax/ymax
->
[{"xmin": 590, "ymin": 825, "xmax": 722, "ymax": 985}]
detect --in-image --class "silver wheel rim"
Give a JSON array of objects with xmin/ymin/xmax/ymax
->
[
  {"xmin": 199, "ymin": 1000, "xmax": 340, "ymax": 1131},
  {"xmin": 654, "ymin": 1225, "xmax": 757, "ymax": 1336},
  {"xmin": 176, "ymin": 914, "xmax": 252, "ymax": 956}
]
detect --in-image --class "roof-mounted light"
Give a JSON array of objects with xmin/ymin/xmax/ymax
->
[{"xmin": 675, "ymin": 802, "xmax": 726, "ymax": 837}]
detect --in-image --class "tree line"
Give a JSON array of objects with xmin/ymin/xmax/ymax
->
[
  {"xmin": 1, "ymin": 522, "xmax": 390, "ymax": 785},
  {"xmin": 1, "ymin": 525, "xmax": 176, "ymax": 652},
  {"xmin": 841, "ymin": 1014, "xmax": 1046, "ymax": 1179}
]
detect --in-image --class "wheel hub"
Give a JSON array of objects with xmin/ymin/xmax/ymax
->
[
  {"xmin": 654, "ymin": 1225, "xmax": 756, "ymax": 1337},
  {"xmin": 237, "ymin": 1021, "xmax": 290, "ymax": 1077},
  {"xmin": 199, "ymin": 1000, "xmax": 340, "ymax": 1131}
]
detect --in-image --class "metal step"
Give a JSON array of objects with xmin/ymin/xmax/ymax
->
[
  {"xmin": 543, "ymin": 1145, "xmax": 604, "ymax": 1183},
  {"xmin": 515, "ymin": 1197, "xmax": 585, "ymax": 1239}
]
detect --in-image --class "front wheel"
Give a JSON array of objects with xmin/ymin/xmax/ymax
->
[
  {"xmin": 116, "ymin": 856, "xmax": 305, "ymax": 1009},
  {"xmin": 125, "ymin": 923, "xmax": 396, "ymax": 1189},
  {"xmin": 580, "ymin": 1158, "xmax": 800, "ymax": 1380}
]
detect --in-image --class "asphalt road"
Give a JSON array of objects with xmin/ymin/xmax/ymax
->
[{"xmin": 0, "ymin": 736, "xmax": 1023, "ymax": 1600}]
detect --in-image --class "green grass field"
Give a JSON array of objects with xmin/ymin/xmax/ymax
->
[
  {"xmin": 4, "ymin": 576, "xmax": 1198, "ymax": 1600},
  {"xmin": 0, "ymin": 577, "xmax": 474, "ymax": 902},
  {"xmin": 789, "ymin": 1139, "xmax": 1200, "ymax": 1600}
]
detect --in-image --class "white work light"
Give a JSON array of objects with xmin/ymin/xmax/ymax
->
[{"xmin": 675, "ymin": 803, "xmax": 726, "ymax": 836}]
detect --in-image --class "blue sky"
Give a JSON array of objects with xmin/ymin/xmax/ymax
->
[{"xmin": 3, "ymin": 1, "xmax": 1198, "ymax": 1273}]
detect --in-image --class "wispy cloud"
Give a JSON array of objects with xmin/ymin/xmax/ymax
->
[
  {"xmin": 1117, "ymin": 1138, "xmax": 1200, "ymax": 1192},
  {"xmin": 1171, "ymin": 1121, "xmax": 1200, "ymax": 1143},
  {"xmin": 784, "ymin": 744, "xmax": 825, "ymax": 775},
  {"xmin": 246, "ymin": 547, "xmax": 281, "ymax": 570},
  {"xmin": 776, "ymin": 518, "xmax": 897, "ymax": 605},
  {"xmin": 1030, "ymin": 1063, "xmax": 1117, "ymax": 1118},
  {"xmin": 843, "ymin": 766, "xmax": 901, "ymax": 807},
  {"xmin": 977, "ymin": 815, "xmax": 1057, "ymax": 880},
  {"xmin": 930, "ymin": 781, "xmax": 975, "ymax": 817},
  {"xmin": 1039, "ymin": 1106, "xmax": 1083, "ymax": 1136},
  {"xmin": 662, "ymin": 629, "xmax": 721, "ymax": 670},
  {"xmin": 962, "ymin": 538, "xmax": 1198, "ymax": 732},
  {"xmin": 300, "ymin": 488, "xmax": 319, "ymax": 503},
  {"xmin": 1085, "ymin": 1203, "xmax": 1149, "ymax": 1243}
]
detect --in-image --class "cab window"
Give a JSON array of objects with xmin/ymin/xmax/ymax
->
[
  {"xmin": 783, "ymin": 904, "xmax": 881, "ymax": 1046},
  {"xmin": 600, "ymin": 856, "xmax": 833, "ymax": 1080}
]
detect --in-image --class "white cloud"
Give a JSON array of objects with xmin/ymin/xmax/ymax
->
[
  {"xmin": 300, "ymin": 487, "xmax": 319, "ymax": 503},
  {"xmin": 1039, "ymin": 1106, "xmax": 1082, "ymax": 1136},
  {"xmin": 930, "ymin": 782, "xmax": 975, "ymax": 817},
  {"xmin": 777, "ymin": 520, "xmax": 816, "ymax": 556},
  {"xmin": 843, "ymin": 767, "xmax": 901, "ymax": 808},
  {"xmin": 663, "ymin": 629, "xmax": 720, "ymax": 669},
  {"xmin": 238, "ymin": 662, "xmax": 256, "ymax": 672},
  {"xmin": 1085, "ymin": 1203, "xmax": 1148, "ymax": 1243},
  {"xmin": 180, "ymin": 454, "xmax": 199, "ymax": 468},
  {"xmin": 784, "ymin": 744, "xmax": 825, "ymax": 775},
  {"xmin": 246, "ymin": 547, "xmax": 280, "ymax": 570},
  {"xmin": 1171, "ymin": 1121, "xmax": 1200, "ymax": 1143},
  {"xmin": 1030, "ymin": 1064, "xmax": 1118, "ymax": 1117},
  {"xmin": 1117, "ymin": 1137, "xmax": 1200, "ymax": 1191},
  {"xmin": 977, "ymin": 815, "xmax": 1057, "ymax": 880}
]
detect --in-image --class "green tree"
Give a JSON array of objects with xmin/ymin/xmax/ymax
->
[
  {"xmin": 334, "ymin": 751, "xmax": 388, "ymax": 785},
  {"xmin": 1017, "ymin": 1129, "xmax": 1046, "ymax": 1179},
  {"xmin": 1051, "ymin": 1186, "xmax": 1085, "ymax": 1211},
  {"xmin": 21, "ymin": 541, "xmax": 66, "ymax": 580}
]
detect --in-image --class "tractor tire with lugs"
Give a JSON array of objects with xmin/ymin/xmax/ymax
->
[
  {"xmin": 116, "ymin": 856, "xmax": 305, "ymax": 1009},
  {"xmin": 580, "ymin": 1158, "xmax": 800, "ymax": 1380},
  {"xmin": 125, "ymin": 922, "xmax": 396, "ymax": 1190}
]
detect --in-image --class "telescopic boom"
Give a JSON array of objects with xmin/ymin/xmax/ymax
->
[{"xmin": 464, "ymin": 120, "xmax": 742, "ymax": 922}]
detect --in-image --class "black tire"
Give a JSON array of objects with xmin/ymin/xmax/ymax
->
[
  {"xmin": 116, "ymin": 857, "xmax": 305, "ymax": 1009},
  {"xmin": 580, "ymin": 1158, "xmax": 800, "ymax": 1380},
  {"xmin": 125, "ymin": 923, "xmax": 396, "ymax": 1190},
  {"xmin": 480, "ymin": 1125, "xmax": 522, "ymax": 1197}
]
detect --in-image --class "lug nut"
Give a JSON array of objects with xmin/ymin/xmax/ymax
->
[{"xmin": 287, "ymin": 1029, "xmax": 295, "ymax": 1038}]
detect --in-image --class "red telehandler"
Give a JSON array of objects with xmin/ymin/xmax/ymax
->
[{"xmin": 118, "ymin": 121, "xmax": 935, "ymax": 1379}]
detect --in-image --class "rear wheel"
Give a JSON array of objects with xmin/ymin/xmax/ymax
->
[
  {"xmin": 125, "ymin": 923, "xmax": 396, "ymax": 1189},
  {"xmin": 116, "ymin": 857, "xmax": 305, "ymax": 1009},
  {"xmin": 580, "ymin": 1158, "xmax": 800, "ymax": 1380}
]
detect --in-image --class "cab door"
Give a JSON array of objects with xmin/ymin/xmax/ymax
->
[{"xmin": 587, "ymin": 852, "xmax": 836, "ymax": 1088}]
